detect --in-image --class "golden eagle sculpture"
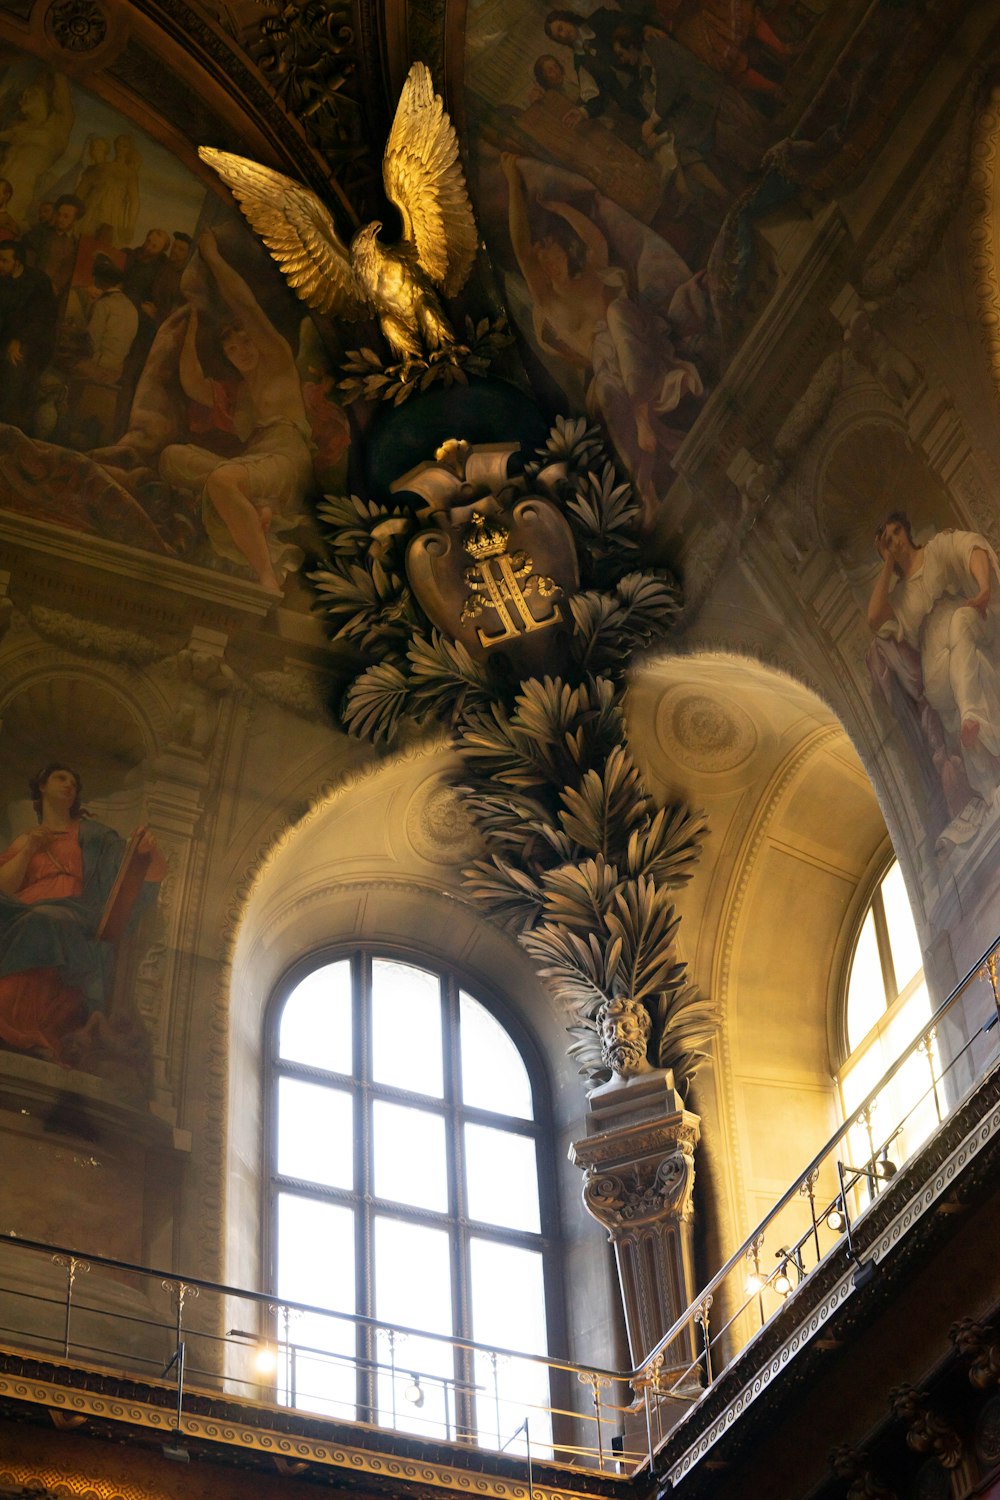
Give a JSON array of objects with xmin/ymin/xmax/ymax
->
[{"xmin": 198, "ymin": 62, "xmax": 478, "ymax": 366}]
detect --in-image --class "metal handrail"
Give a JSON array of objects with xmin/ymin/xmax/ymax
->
[
  {"xmin": 0, "ymin": 936, "xmax": 996, "ymax": 1475},
  {"xmin": 0, "ymin": 1228, "xmax": 623, "ymax": 1387},
  {"xmin": 628, "ymin": 932, "xmax": 1000, "ymax": 1390}
]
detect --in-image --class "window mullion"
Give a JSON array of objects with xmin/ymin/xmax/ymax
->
[
  {"xmin": 871, "ymin": 888, "xmax": 898, "ymax": 1005},
  {"xmin": 444, "ymin": 973, "xmax": 474, "ymax": 1441},
  {"xmin": 355, "ymin": 950, "xmax": 377, "ymax": 1424}
]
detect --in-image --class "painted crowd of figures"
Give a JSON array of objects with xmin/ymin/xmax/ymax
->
[
  {"xmin": 467, "ymin": 0, "xmax": 951, "ymax": 509},
  {"xmin": 0, "ymin": 62, "xmax": 349, "ymax": 593}
]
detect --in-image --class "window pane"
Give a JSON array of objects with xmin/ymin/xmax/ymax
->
[
  {"xmin": 461, "ymin": 991, "xmax": 533, "ymax": 1119},
  {"xmin": 277, "ymin": 1193, "xmax": 355, "ymax": 1314},
  {"xmin": 464, "ymin": 1124, "xmax": 540, "ymax": 1231},
  {"xmin": 278, "ymin": 1078, "xmax": 353, "ymax": 1189},
  {"xmin": 374, "ymin": 1218, "xmax": 455, "ymax": 1439},
  {"xmin": 887, "ymin": 980, "xmax": 932, "ymax": 1056},
  {"xmin": 846, "ymin": 910, "xmax": 885, "ymax": 1050},
  {"xmin": 471, "ymin": 1241, "xmax": 550, "ymax": 1453},
  {"xmin": 280, "ymin": 961, "xmax": 352, "ymax": 1073},
  {"xmin": 372, "ymin": 959, "xmax": 443, "ymax": 1097},
  {"xmin": 373, "ymin": 1101, "xmax": 448, "ymax": 1211},
  {"xmin": 880, "ymin": 861, "xmax": 923, "ymax": 996},
  {"xmin": 374, "ymin": 1217, "xmax": 453, "ymax": 1334},
  {"xmin": 291, "ymin": 1338, "xmax": 357, "ymax": 1421}
]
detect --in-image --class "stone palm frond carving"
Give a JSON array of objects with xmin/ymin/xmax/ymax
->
[{"xmin": 311, "ymin": 415, "xmax": 716, "ymax": 1093}]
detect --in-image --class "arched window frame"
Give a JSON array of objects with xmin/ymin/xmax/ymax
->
[
  {"xmin": 835, "ymin": 854, "xmax": 935, "ymax": 1175},
  {"xmin": 264, "ymin": 941, "xmax": 566, "ymax": 1442}
]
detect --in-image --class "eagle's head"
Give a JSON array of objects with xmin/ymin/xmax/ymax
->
[{"xmin": 352, "ymin": 221, "xmax": 382, "ymax": 257}]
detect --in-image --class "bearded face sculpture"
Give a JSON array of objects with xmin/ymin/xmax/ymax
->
[{"xmin": 598, "ymin": 997, "xmax": 653, "ymax": 1081}]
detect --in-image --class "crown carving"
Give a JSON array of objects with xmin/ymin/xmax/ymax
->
[{"xmin": 463, "ymin": 512, "xmax": 509, "ymax": 561}]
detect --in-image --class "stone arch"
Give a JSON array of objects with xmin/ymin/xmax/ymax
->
[
  {"xmin": 224, "ymin": 741, "xmax": 624, "ymax": 1368},
  {"xmin": 629, "ymin": 650, "xmax": 890, "ymax": 1284}
]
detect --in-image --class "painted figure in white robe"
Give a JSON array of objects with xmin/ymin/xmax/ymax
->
[{"xmin": 867, "ymin": 511, "xmax": 1000, "ymax": 845}]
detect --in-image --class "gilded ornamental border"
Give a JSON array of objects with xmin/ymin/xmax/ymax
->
[{"xmin": 0, "ymin": 1362, "xmax": 621, "ymax": 1500}]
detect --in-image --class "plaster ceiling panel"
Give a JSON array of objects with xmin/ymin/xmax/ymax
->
[
  {"xmin": 773, "ymin": 752, "xmax": 883, "ymax": 879},
  {"xmin": 730, "ymin": 845, "xmax": 852, "ymax": 1076}
]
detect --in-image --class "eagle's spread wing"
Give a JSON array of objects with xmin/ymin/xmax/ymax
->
[
  {"xmin": 197, "ymin": 147, "xmax": 368, "ymax": 319},
  {"xmin": 382, "ymin": 62, "xmax": 478, "ymax": 297}
]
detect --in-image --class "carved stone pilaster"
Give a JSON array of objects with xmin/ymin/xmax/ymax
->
[{"xmin": 570, "ymin": 1070, "xmax": 700, "ymax": 1374}]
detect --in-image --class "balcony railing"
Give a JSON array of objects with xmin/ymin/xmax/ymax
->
[
  {"xmin": 0, "ymin": 938, "xmax": 997, "ymax": 1480},
  {"xmin": 634, "ymin": 935, "xmax": 1000, "ymax": 1423}
]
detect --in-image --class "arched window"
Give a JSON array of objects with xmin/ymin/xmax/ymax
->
[
  {"xmin": 268, "ymin": 950, "xmax": 555, "ymax": 1449},
  {"xmin": 838, "ymin": 859, "xmax": 936, "ymax": 1171}
]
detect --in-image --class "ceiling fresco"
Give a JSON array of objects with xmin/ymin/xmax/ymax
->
[
  {"xmin": 460, "ymin": 0, "xmax": 967, "ymax": 516},
  {"xmin": 0, "ymin": 46, "xmax": 350, "ymax": 598}
]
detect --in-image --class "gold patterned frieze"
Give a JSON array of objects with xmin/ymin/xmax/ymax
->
[{"xmin": 0, "ymin": 1359, "xmax": 621, "ymax": 1500}]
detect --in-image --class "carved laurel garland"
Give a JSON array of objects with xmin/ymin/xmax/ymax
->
[
  {"xmin": 859, "ymin": 63, "xmax": 987, "ymax": 302},
  {"xmin": 969, "ymin": 83, "xmax": 1000, "ymax": 406}
]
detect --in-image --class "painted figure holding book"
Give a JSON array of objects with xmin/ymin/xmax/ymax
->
[{"xmin": 0, "ymin": 763, "xmax": 165, "ymax": 1066}]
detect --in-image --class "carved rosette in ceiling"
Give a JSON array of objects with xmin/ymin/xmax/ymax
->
[
  {"xmin": 405, "ymin": 778, "xmax": 481, "ymax": 867},
  {"xmin": 43, "ymin": 0, "xmax": 106, "ymax": 50},
  {"xmin": 655, "ymin": 688, "xmax": 758, "ymax": 776}
]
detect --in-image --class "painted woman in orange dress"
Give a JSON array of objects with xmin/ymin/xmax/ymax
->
[{"xmin": 0, "ymin": 764, "xmax": 165, "ymax": 1064}]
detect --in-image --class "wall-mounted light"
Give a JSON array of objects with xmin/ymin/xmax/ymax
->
[
  {"xmin": 228, "ymin": 1327, "xmax": 280, "ymax": 1380},
  {"xmin": 825, "ymin": 1197, "xmax": 846, "ymax": 1233},
  {"xmin": 773, "ymin": 1246, "xmax": 805, "ymax": 1297},
  {"xmin": 744, "ymin": 1237, "xmax": 764, "ymax": 1297},
  {"xmin": 404, "ymin": 1375, "xmax": 425, "ymax": 1408}
]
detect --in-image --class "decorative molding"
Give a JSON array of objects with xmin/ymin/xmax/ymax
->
[
  {"xmin": 243, "ymin": 0, "xmax": 373, "ymax": 202},
  {"xmin": 888, "ymin": 1384, "xmax": 963, "ymax": 1469},
  {"xmin": 27, "ymin": 606, "xmax": 164, "ymax": 667},
  {"xmin": 405, "ymin": 778, "xmax": 482, "ymax": 867},
  {"xmin": 655, "ymin": 690, "xmax": 757, "ymax": 776},
  {"xmin": 0, "ymin": 1471, "xmax": 144, "ymax": 1500},
  {"xmin": 969, "ymin": 83, "xmax": 1000, "ymax": 406},
  {"xmin": 43, "ymin": 0, "xmax": 108, "ymax": 51},
  {"xmin": 829, "ymin": 1446, "xmax": 898, "ymax": 1500},
  {"xmin": 0, "ymin": 1361, "xmax": 610, "ymax": 1500},
  {"xmin": 974, "ymin": 1391, "xmax": 1000, "ymax": 1468},
  {"xmin": 859, "ymin": 63, "xmax": 988, "ymax": 301},
  {"xmin": 250, "ymin": 667, "xmax": 330, "ymax": 722},
  {"xmin": 951, "ymin": 1316, "xmax": 1000, "ymax": 1388},
  {"xmin": 583, "ymin": 1151, "xmax": 695, "ymax": 1231}
]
